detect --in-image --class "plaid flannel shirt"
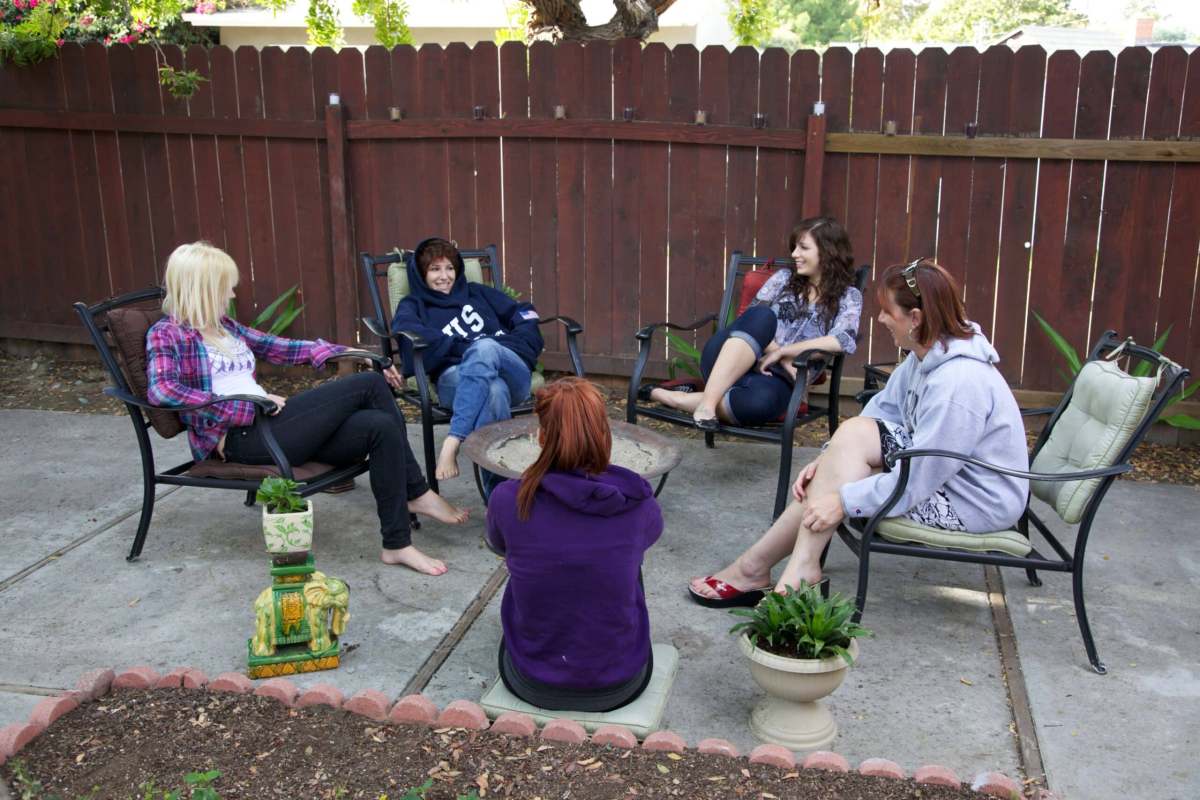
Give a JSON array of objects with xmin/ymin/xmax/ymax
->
[{"xmin": 146, "ymin": 315, "xmax": 345, "ymax": 461}]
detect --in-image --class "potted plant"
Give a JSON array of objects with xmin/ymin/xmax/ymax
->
[
  {"xmin": 257, "ymin": 476, "xmax": 313, "ymax": 556},
  {"xmin": 730, "ymin": 582, "xmax": 871, "ymax": 750}
]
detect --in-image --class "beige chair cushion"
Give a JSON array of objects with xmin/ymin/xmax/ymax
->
[
  {"xmin": 386, "ymin": 254, "xmax": 487, "ymax": 315},
  {"xmin": 1030, "ymin": 359, "xmax": 1156, "ymax": 524},
  {"xmin": 876, "ymin": 517, "xmax": 1033, "ymax": 557}
]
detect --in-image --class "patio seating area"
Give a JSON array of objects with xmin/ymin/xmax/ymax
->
[{"xmin": 1, "ymin": 407, "xmax": 1195, "ymax": 799}]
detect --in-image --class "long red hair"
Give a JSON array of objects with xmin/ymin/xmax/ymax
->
[{"xmin": 516, "ymin": 377, "xmax": 612, "ymax": 520}]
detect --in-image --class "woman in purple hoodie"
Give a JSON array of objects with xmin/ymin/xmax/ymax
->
[{"xmin": 486, "ymin": 378, "xmax": 664, "ymax": 711}]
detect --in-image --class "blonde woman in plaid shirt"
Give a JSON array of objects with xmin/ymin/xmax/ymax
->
[{"xmin": 146, "ymin": 242, "xmax": 467, "ymax": 576}]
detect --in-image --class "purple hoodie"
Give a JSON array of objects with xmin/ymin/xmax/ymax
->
[{"xmin": 486, "ymin": 465, "xmax": 664, "ymax": 690}]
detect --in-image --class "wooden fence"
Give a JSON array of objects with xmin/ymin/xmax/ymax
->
[{"xmin": 2, "ymin": 41, "xmax": 1198, "ymax": 391}]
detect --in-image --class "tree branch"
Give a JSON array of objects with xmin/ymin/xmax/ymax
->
[{"xmin": 523, "ymin": 0, "xmax": 680, "ymax": 41}]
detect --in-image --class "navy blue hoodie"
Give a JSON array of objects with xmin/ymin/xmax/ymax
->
[{"xmin": 390, "ymin": 239, "xmax": 544, "ymax": 378}]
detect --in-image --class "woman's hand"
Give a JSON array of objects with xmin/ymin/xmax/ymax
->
[
  {"xmin": 801, "ymin": 492, "xmax": 845, "ymax": 532},
  {"xmin": 758, "ymin": 348, "xmax": 785, "ymax": 374},
  {"xmin": 381, "ymin": 364, "xmax": 405, "ymax": 391},
  {"xmin": 791, "ymin": 457, "xmax": 821, "ymax": 501},
  {"xmin": 265, "ymin": 393, "xmax": 287, "ymax": 415}
]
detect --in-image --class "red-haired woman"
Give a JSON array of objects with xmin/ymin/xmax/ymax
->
[
  {"xmin": 689, "ymin": 259, "xmax": 1029, "ymax": 606},
  {"xmin": 486, "ymin": 378, "xmax": 664, "ymax": 710}
]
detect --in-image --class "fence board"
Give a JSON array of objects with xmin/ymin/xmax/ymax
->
[
  {"xmin": 416, "ymin": 46, "xmax": 449, "ymax": 238},
  {"xmin": 209, "ymin": 47, "xmax": 251, "ymax": 294},
  {"xmin": 786, "ymin": 50, "xmax": 820, "ymax": 228},
  {"xmin": 499, "ymin": 42, "xmax": 534, "ymax": 305},
  {"xmin": 725, "ymin": 47, "xmax": 759, "ymax": 258},
  {"xmin": 527, "ymin": 41, "xmax": 560, "ymax": 350},
  {"xmin": 552, "ymin": 42, "xmax": 586, "ymax": 348},
  {"xmin": 362, "ymin": 45, "xmax": 396, "ymax": 260},
  {"xmin": 108, "ymin": 45, "xmax": 159, "ymax": 293},
  {"xmin": 755, "ymin": 48, "xmax": 791, "ymax": 253},
  {"xmin": 938, "ymin": 47, "xmax": 981, "ymax": 292},
  {"xmin": 471, "ymin": 43, "xmax": 503, "ymax": 269},
  {"xmin": 846, "ymin": 48, "xmax": 882, "ymax": 368},
  {"xmin": 1061, "ymin": 51, "xmax": 1116, "ymax": 355},
  {"xmin": 611, "ymin": 38, "xmax": 643, "ymax": 355},
  {"xmin": 695, "ymin": 45, "xmax": 730, "ymax": 330},
  {"xmin": 819, "ymin": 47, "xmax": 852, "ymax": 224},
  {"xmin": 583, "ymin": 42, "xmax": 615, "ymax": 356},
  {"xmin": 1026, "ymin": 50, "xmax": 1081, "ymax": 392},
  {"xmin": 668, "ymin": 45, "xmax": 700, "ymax": 344},
  {"xmin": 637, "ymin": 44, "xmax": 671, "ymax": 341},
  {"xmin": 907, "ymin": 48, "xmax": 947, "ymax": 263},
  {"xmin": 445, "ymin": 43, "xmax": 477, "ymax": 247},
  {"xmin": 874, "ymin": 49, "xmax": 915, "ymax": 280},
  {"xmin": 185, "ymin": 45, "xmax": 226, "ymax": 247},
  {"xmin": 993, "ymin": 46, "xmax": 1045, "ymax": 384},
  {"xmin": 1092, "ymin": 48, "xmax": 1153, "ymax": 346},
  {"xmin": 260, "ymin": 48, "xmax": 302, "ymax": 333},
  {"xmin": 132, "ymin": 45, "xmax": 177, "ymax": 279},
  {"xmin": 235, "ymin": 47, "xmax": 278, "ymax": 321},
  {"xmin": 1161, "ymin": 49, "xmax": 1200, "ymax": 375}
]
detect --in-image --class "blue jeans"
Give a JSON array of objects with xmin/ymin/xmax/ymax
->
[
  {"xmin": 438, "ymin": 338, "xmax": 533, "ymax": 496},
  {"xmin": 701, "ymin": 305, "xmax": 792, "ymax": 426}
]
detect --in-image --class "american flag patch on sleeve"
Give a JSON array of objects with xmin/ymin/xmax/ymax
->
[{"xmin": 520, "ymin": 309, "xmax": 540, "ymax": 320}]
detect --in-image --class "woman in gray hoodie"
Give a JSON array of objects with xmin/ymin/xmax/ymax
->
[{"xmin": 689, "ymin": 259, "xmax": 1028, "ymax": 605}]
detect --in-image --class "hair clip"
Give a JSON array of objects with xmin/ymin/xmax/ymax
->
[{"xmin": 901, "ymin": 257, "xmax": 926, "ymax": 299}]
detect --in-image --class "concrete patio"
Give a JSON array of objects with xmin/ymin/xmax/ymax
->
[{"xmin": 1, "ymin": 408, "xmax": 1196, "ymax": 799}]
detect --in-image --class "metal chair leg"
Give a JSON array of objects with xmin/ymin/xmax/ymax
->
[
  {"xmin": 244, "ymin": 489, "xmax": 256, "ymax": 507},
  {"xmin": 1025, "ymin": 568, "xmax": 1042, "ymax": 587},
  {"xmin": 1072, "ymin": 568, "xmax": 1107, "ymax": 674},
  {"xmin": 127, "ymin": 480, "xmax": 156, "ymax": 562},
  {"xmin": 851, "ymin": 535, "xmax": 873, "ymax": 623},
  {"xmin": 422, "ymin": 415, "xmax": 439, "ymax": 495}
]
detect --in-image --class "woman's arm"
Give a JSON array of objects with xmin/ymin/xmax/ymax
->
[
  {"xmin": 146, "ymin": 323, "xmax": 256, "ymax": 428},
  {"xmin": 229, "ymin": 318, "xmax": 345, "ymax": 369}
]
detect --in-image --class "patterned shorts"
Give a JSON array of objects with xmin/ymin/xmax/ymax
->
[{"xmin": 875, "ymin": 419, "xmax": 967, "ymax": 531}]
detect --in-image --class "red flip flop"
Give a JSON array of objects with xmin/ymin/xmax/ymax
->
[{"xmin": 687, "ymin": 576, "xmax": 769, "ymax": 608}]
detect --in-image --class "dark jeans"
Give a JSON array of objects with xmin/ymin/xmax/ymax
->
[
  {"xmin": 497, "ymin": 638, "xmax": 653, "ymax": 713},
  {"xmin": 701, "ymin": 305, "xmax": 792, "ymax": 426},
  {"xmin": 224, "ymin": 371, "xmax": 429, "ymax": 549}
]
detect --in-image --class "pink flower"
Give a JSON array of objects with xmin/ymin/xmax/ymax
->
[
  {"xmin": 28, "ymin": 0, "xmax": 38, "ymax": 8},
  {"xmin": 80, "ymin": 14, "xmax": 93, "ymax": 24},
  {"xmin": 133, "ymin": 20, "xmax": 147, "ymax": 32},
  {"xmin": 195, "ymin": 1, "xmax": 216, "ymax": 13},
  {"xmin": 118, "ymin": 33, "xmax": 137, "ymax": 44},
  {"xmin": 103, "ymin": 35, "xmax": 112, "ymax": 45},
  {"xmin": 56, "ymin": 38, "xmax": 64, "ymax": 46},
  {"xmin": 13, "ymin": 0, "xmax": 25, "ymax": 9}
]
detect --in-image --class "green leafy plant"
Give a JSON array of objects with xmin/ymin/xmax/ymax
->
[
  {"xmin": 394, "ymin": 780, "xmax": 478, "ymax": 800},
  {"xmin": 183, "ymin": 770, "xmax": 222, "ymax": 800},
  {"xmin": 729, "ymin": 581, "xmax": 871, "ymax": 664},
  {"xmin": 664, "ymin": 331, "xmax": 702, "ymax": 380},
  {"xmin": 256, "ymin": 476, "xmax": 307, "ymax": 514},
  {"xmin": 228, "ymin": 284, "xmax": 305, "ymax": 336},
  {"xmin": 1031, "ymin": 311, "xmax": 1198, "ymax": 429}
]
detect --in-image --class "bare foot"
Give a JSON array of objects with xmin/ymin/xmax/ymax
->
[
  {"xmin": 692, "ymin": 404, "xmax": 719, "ymax": 426},
  {"xmin": 774, "ymin": 563, "xmax": 823, "ymax": 595},
  {"xmin": 408, "ymin": 489, "xmax": 469, "ymax": 525},
  {"xmin": 436, "ymin": 436, "xmax": 461, "ymax": 481},
  {"xmin": 688, "ymin": 556, "xmax": 771, "ymax": 600},
  {"xmin": 381, "ymin": 545, "xmax": 447, "ymax": 576}
]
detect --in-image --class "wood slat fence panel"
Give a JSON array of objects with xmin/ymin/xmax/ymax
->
[{"xmin": 3, "ymin": 42, "xmax": 1198, "ymax": 397}]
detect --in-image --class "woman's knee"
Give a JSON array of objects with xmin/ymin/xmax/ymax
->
[
  {"xmin": 461, "ymin": 339, "xmax": 504, "ymax": 375},
  {"xmin": 487, "ymin": 379, "xmax": 510, "ymax": 408},
  {"xmin": 825, "ymin": 416, "xmax": 882, "ymax": 463},
  {"xmin": 734, "ymin": 305, "xmax": 777, "ymax": 345}
]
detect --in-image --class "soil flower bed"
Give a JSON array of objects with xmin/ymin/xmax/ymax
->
[{"xmin": 3, "ymin": 688, "xmax": 999, "ymax": 800}]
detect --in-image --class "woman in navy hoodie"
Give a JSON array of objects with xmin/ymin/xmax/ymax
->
[
  {"xmin": 487, "ymin": 378, "xmax": 664, "ymax": 711},
  {"xmin": 390, "ymin": 238, "xmax": 544, "ymax": 487}
]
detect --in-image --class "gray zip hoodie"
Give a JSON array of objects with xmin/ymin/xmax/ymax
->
[{"xmin": 840, "ymin": 325, "xmax": 1029, "ymax": 532}]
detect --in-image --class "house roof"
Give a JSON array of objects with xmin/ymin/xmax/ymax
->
[{"xmin": 994, "ymin": 26, "xmax": 1128, "ymax": 52}]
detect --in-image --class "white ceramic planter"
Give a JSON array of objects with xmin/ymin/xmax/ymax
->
[
  {"xmin": 739, "ymin": 634, "xmax": 858, "ymax": 751},
  {"xmin": 262, "ymin": 501, "xmax": 313, "ymax": 554}
]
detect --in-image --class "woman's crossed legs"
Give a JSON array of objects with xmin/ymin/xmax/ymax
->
[{"xmin": 689, "ymin": 415, "xmax": 882, "ymax": 597}]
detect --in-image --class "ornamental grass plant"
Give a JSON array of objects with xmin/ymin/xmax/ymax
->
[{"xmin": 729, "ymin": 581, "xmax": 871, "ymax": 665}]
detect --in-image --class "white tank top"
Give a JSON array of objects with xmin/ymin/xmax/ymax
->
[{"xmin": 205, "ymin": 333, "xmax": 269, "ymax": 398}]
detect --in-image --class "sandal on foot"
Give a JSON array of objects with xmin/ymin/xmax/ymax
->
[
  {"xmin": 688, "ymin": 576, "xmax": 769, "ymax": 608},
  {"xmin": 637, "ymin": 382, "xmax": 696, "ymax": 402}
]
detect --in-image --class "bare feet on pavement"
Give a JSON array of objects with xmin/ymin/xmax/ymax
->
[
  {"xmin": 381, "ymin": 545, "xmax": 447, "ymax": 576},
  {"xmin": 436, "ymin": 436, "xmax": 461, "ymax": 481},
  {"xmin": 688, "ymin": 557, "xmax": 771, "ymax": 599},
  {"xmin": 408, "ymin": 489, "xmax": 470, "ymax": 525}
]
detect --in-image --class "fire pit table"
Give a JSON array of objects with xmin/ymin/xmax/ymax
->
[{"xmin": 461, "ymin": 416, "xmax": 683, "ymax": 502}]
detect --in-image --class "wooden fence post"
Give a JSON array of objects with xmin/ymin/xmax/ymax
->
[
  {"xmin": 801, "ymin": 113, "xmax": 826, "ymax": 218},
  {"xmin": 324, "ymin": 98, "xmax": 356, "ymax": 367}
]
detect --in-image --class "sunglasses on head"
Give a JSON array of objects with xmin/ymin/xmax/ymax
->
[{"xmin": 900, "ymin": 257, "xmax": 929, "ymax": 299}]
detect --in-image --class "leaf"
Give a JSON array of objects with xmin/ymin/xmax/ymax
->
[
  {"xmin": 252, "ymin": 285, "xmax": 301, "ymax": 328},
  {"xmin": 1031, "ymin": 311, "xmax": 1082, "ymax": 375},
  {"xmin": 1160, "ymin": 413, "xmax": 1200, "ymax": 430},
  {"xmin": 960, "ymin": 677, "xmax": 974, "ymax": 686},
  {"xmin": 666, "ymin": 752, "xmax": 683, "ymax": 760},
  {"xmin": 656, "ymin": 764, "xmax": 670, "ymax": 774}
]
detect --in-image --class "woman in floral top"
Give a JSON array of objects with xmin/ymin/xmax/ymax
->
[
  {"xmin": 146, "ymin": 242, "xmax": 468, "ymax": 576},
  {"xmin": 647, "ymin": 216, "xmax": 862, "ymax": 430}
]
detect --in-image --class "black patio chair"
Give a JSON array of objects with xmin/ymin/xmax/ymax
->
[
  {"xmin": 835, "ymin": 331, "xmax": 1189, "ymax": 674},
  {"xmin": 626, "ymin": 252, "xmax": 870, "ymax": 518},
  {"xmin": 360, "ymin": 244, "xmax": 585, "ymax": 497},
  {"xmin": 74, "ymin": 287, "xmax": 397, "ymax": 562}
]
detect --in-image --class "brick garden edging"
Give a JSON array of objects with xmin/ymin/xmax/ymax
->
[{"xmin": 0, "ymin": 665, "xmax": 1053, "ymax": 800}]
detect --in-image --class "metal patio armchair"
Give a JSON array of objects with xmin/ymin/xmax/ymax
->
[
  {"xmin": 74, "ymin": 287, "xmax": 394, "ymax": 562},
  {"xmin": 360, "ymin": 244, "xmax": 585, "ymax": 497},
  {"xmin": 626, "ymin": 252, "xmax": 870, "ymax": 518},
  {"xmin": 835, "ymin": 330, "xmax": 1190, "ymax": 674}
]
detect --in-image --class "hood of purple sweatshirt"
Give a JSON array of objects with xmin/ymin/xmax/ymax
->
[{"xmin": 533, "ymin": 466, "xmax": 654, "ymax": 516}]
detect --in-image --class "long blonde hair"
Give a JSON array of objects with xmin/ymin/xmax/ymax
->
[{"xmin": 162, "ymin": 242, "xmax": 239, "ymax": 330}]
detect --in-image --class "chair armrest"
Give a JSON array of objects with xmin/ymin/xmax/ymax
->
[
  {"xmin": 1020, "ymin": 406, "xmax": 1056, "ymax": 417},
  {"xmin": 362, "ymin": 316, "xmax": 430, "ymax": 351},
  {"xmin": 105, "ymin": 387, "xmax": 280, "ymax": 415},
  {"xmin": 634, "ymin": 313, "xmax": 718, "ymax": 341},
  {"xmin": 789, "ymin": 347, "xmax": 837, "ymax": 370},
  {"xmin": 326, "ymin": 349, "xmax": 392, "ymax": 370},
  {"xmin": 539, "ymin": 315, "xmax": 584, "ymax": 335},
  {"xmin": 885, "ymin": 447, "xmax": 1132, "ymax": 481}
]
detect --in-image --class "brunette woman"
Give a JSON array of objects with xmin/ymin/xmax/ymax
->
[
  {"xmin": 486, "ymin": 378, "xmax": 663, "ymax": 710},
  {"xmin": 689, "ymin": 258, "xmax": 1028, "ymax": 607},
  {"xmin": 645, "ymin": 216, "xmax": 862, "ymax": 429},
  {"xmin": 146, "ymin": 242, "xmax": 468, "ymax": 576}
]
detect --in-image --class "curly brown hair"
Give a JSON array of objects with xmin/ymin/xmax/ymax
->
[{"xmin": 785, "ymin": 216, "xmax": 856, "ymax": 324}]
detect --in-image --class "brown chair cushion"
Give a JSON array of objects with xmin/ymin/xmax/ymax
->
[
  {"xmin": 105, "ymin": 307, "xmax": 186, "ymax": 439},
  {"xmin": 186, "ymin": 459, "xmax": 337, "ymax": 482}
]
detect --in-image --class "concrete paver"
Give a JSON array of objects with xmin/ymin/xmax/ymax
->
[{"xmin": 1, "ymin": 409, "xmax": 1197, "ymax": 799}]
